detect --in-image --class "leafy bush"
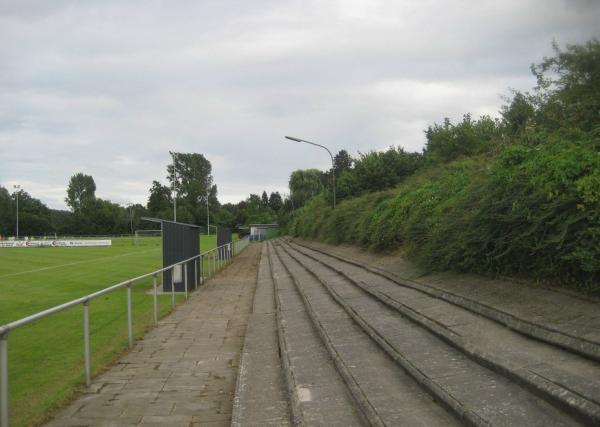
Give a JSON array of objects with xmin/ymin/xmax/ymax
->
[{"xmin": 290, "ymin": 137, "xmax": 600, "ymax": 289}]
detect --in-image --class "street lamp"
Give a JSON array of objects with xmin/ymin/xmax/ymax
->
[
  {"xmin": 13, "ymin": 185, "xmax": 20, "ymax": 240},
  {"xmin": 284, "ymin": 136, "xmax": 336, "ymax": 208},
  {"xmin": 127, "ymin": 203, "xmax": 134, "ymax": 234}
]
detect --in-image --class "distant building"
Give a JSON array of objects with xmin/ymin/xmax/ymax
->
[{"xmin": 249, "ymin": 223, "xmax": 279, "ymax": 241}]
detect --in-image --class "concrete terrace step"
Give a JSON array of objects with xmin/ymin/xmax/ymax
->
[
  {"xmin": 276, "ymin": 240, "xmax": 587, "ymax": 427},
  {"xmin": 271, "ymin": 242, "xmax": 462, "ymax": 427},
  {"xmin": 268, "ymin": 242, "xmax": 365, "ymax": 426},
  {"xmin": 291, "ymin": 239, "xmax": 600, "ymax": 362},
  {"xmin": 232, "ymin": 243, "xmax": 291, "ymax": 426},
  {"xmin": 286, "ymin": 240, "xmax": 600, "ymax": 425}
]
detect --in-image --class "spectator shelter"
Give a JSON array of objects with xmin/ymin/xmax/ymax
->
[
  {"xmin": 142, "ymin": 218, "xmax": 201, "ymax": 292},
  {"xmin": 249, "ymin": 223, "xmax": 279, "ymax": 241}
]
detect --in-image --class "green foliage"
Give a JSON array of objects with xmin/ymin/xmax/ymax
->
[
  {"xmin": 291, "ymin": 136, "xmax": 600, "ymax": 289},
  {"xmin": 333, "ymin": 149, "xmax": 353, "ymax": 177},
  {"xmin": 531, "ymin": 39, "xmax": 600, "ymax": 132},
  {"xmin": 65, "ymin": 172, "xmax": 96, "ymax": 212},
  {"xmin": 501, "ymin": 92, "xmax": 536, "ymax": 137},
  {"xmin": 289, "ymin": 169, "xmax": 325, "ymax": 208},
  {"xmin": 268, "ymin": 191, "xmax": 283, "ymax": 211},
  {"xmin": 424, "ymin": 114, "xmax": 502, "ymax": 163},
  {"xmin": 352, "ymin": 147, "xmax": 423, "ymax": 194},
  {"xmin": 331, "ymin": 146, "xmax": 423, "ymax": 201},
  {"xmin": 167, "ymin": 152, "xmax": 218, "ymax": 225},
  {"xmin": 0, "ymin": 187, "xmax": 56, "ymax": 237},
  {"xmin": 147, "ymin": 180, "xmax": 172, "ymax": 219}
]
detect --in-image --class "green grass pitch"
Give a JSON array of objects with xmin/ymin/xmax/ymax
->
[{"xmin": 0, "ymin": 235, "xmax": 223, "ymax": 426}]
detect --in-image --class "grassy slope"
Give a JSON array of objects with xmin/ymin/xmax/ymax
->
[
  {"xmin": 0, "ymin": 235, "xmax": 221, "ymax": 426},
  {"xmin": 290, "ymin": 141, "xmax": 600, "ymax": 289}
]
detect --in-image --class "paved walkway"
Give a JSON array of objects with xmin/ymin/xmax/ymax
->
[{"xmin": 47, "ymin": 243, "xmax": 260, "ymax": 427}]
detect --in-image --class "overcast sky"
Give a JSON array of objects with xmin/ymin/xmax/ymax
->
[{"xmin": 1, "ymin": 0, "xmax": 599, "ymax": 210}]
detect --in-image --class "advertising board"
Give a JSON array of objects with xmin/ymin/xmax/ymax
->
[{"xmin": 0, "ymin": 240, "xmax": 112, "ymax": 248}]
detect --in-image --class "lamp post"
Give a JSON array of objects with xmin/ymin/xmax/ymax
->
[
  {"xmin": 169, "ymin": 151, "xmax": 177, "ymax": 221},
  {"xmin": 13, "ymin": 185, "xmax": 20, "ymax": 240},
  {"xmin": 284, "ymin": 136, "xmax": 336, "ymax": 208},
  {"xmin": 127, "ymin": 203, "xmax": 134, "ymax": 234}
]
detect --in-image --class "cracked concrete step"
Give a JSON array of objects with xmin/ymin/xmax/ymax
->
[
  {"xmin": 286, "ymin": 240, "xmax": 600, "ymax": 425},
  {"xmin": 271, "ymin": 242, "xmax": 462, "ymax": 427},
  {"xmin": 232, "ymin": 243, "xmax": 291, "ymax": 426},
  {"xmin": 277, "ymin": 241, "xmax": 585, "ymax": 427},
  {"xmin": 267, "ymin": 242, "xmax": 365, "ymax": 426}
]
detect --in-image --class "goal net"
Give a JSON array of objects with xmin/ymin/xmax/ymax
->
[{"xmin": 134, "ymin": 229, "xmax": 162, "ymax": 245}]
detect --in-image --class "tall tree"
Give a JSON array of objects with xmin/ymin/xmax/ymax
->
[
  {"xmin": 269, "ymin": 192, "xmax": 283, "ymax": 211},
  {"xmin": 531, "ymin": 39, "xmax": 600, "ymax": 132},
  {"xmin": 147, "ymin": 180, "xmax": 172, "ymax": 218},
  {"xmin": 167, "ymin": 152, "xmax": 215, "ymax": 224},
  {"xmin": 0, "ymin": 186, "xmax": 13, "ymax": 237},
  {"xmin": 333, "ymin": 149, "xmax": 353, "ymax": 177},
  {"xmin": 289, "ymin": 169, "xmax": 324, "ymax": 208},
  {"xmin": 261, "ymin": 191, "xmax": 269, "ymax": 207},
  {"xmin": 66, "ymin": 173, "xmax": 96, "ymax": 212}
]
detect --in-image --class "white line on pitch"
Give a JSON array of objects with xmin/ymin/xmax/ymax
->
[{"xmin": 0, "ymin": 248, "xmax": 160, "ymax": 279}]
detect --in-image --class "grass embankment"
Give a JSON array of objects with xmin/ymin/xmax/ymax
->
[
  {"xmin": 0, "ymin": 235, "xmax": 222, "ymax": 426},
  {"xmin": 290, "ymin": 140, "xmax": 600, "ymax": 291}
]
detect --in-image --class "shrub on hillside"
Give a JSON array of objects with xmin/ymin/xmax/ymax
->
[{"xmin": 290, "ymin": 137, "xmax": 600, "ymax": 289}]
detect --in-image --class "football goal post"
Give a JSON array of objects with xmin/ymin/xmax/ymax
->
[{"xmin": 134, "ymin": 229, "xmax": 162, "ymax": 245}]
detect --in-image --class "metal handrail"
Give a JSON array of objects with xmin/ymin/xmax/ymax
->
[{"xmin": 0, "ymin": 236, "xmax": 250, "ymax": 427}]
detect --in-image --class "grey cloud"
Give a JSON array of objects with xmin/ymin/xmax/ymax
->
[{"xmin": 1, "ymin": 0, "xmax": 599, "ymax": 209}]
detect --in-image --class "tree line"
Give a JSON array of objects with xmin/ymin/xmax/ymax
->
[{"xmin": 0, "ymin": 152, "xmax": 290, "ymax": 237}]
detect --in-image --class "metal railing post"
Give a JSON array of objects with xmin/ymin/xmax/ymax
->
[
  {"xmin": 152, "ymin": 274, "xmax": 158, "ymax": 326},
  {"xmin": 184, "ymin": 263, "xmax": 188, "ymax": 300},
  {"xmin": 83, "ymin": 301, "xmax": 91, "ymax": 387},
  {"xmin": 194, "ymin": 258, "xmax": 198, "ymax": 288},
  {"xmin": 200, "ymin": 255, "xmax": 204, "ymax": 284},
  {"xmin": 1, "ymin": 333, "xmax": 8, "ymax": 427},
  {"xmin": 127, "ymin": 284, "xmax": 133, "ymax": 349},
  {"xmin": 171, "ymin": 267, "xmax": 175, "ymax": 309}
]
